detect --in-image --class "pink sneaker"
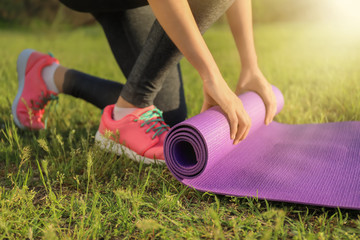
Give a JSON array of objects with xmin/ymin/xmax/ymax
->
[
  {"xmin": 12, "ymin": 49, "xmax": 59, "ymax": 130},
  {"xmin": 95, "ymin": 104, "xmax": 169, "ymax": 164}
]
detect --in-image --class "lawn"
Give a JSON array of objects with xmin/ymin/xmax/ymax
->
[{"xmin": 0, "ymin": 21, "xmax": 360, "ymax": 239}]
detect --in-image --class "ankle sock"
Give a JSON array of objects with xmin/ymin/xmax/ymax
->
[
  {"xmin": 113, "ymin": 105, "xmax": 137, "ymax": 121},
  {"xmin": 42, "ymin": 63, "xmax": 60, "ymax": 93}
]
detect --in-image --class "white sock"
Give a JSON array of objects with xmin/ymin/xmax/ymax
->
[
  {"xmin": 113, "ymin": 105, "xmax": 137, "ymax": 121},
  {"xmin": 42, "ymin": 63, "xmax": 60, "ymax": 93}
]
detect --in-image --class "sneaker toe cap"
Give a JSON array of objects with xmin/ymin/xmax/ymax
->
[{"xmin": 17, "ymin": 114, "xmax": 45, "ymax": 130}]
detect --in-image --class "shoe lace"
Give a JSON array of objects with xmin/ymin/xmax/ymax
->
[
  {"xmin": 134, "ymin": 108, "xmax": 170, "ymax": 139},
  {"xmin": 31, "ymin": 91, "xmax": 58, "ymax": 110},
  {"xmin": 31, "ymin": 90, "xmax": 59, "ymax": 129}
]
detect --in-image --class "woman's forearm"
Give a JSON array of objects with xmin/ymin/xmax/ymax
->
[
  {"xmin": 226, "ymin": 0, "xmax": 258, "ymax": 69},
  {"xmin": 148, "ymin": 0, "xmax": 252, "ymax": 143},
  {"xmin": 147, "ymin": 0, "xmax": 222, "ymax": 83}
]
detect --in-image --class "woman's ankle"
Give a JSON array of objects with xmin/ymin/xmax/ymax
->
[
  {"xmin": 115, "ymin": 96, "xmax": 137, "ymax": 108},
  {"xmin": 54, "ymin": 65, "xmax": 68, "ymax": 93},
  {"xmin": 113, "ymin": 96, "xmax": 138, "ymax": 120}
]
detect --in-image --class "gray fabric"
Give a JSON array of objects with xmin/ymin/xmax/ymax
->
[
  {"xmin": 60, "ymin": 0, "xmax": 234, "ymax": 126},
  {"xmin": 92, "ymin": 7, "xmax": 187, "ymax": 126},
  {"xmin": 61, "ymin": 5, "xmax": 187, "ymax": 126},
  {"xmin": 121, "ymin": 0, "xmax": 235, "ymax": 107}
]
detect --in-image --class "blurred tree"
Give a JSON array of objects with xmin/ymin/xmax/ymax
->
[
  {"xmin": 0, "ymin": 0, "xmax": 94, "ymax": 27},
  {"xmin": 0, "ymin": 0, "xmax": 323, "ymax": 27}
]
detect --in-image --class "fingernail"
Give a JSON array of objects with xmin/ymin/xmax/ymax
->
[{"xmin": 231, "ymin": 134, "xmax": 235, "ymax": 140}]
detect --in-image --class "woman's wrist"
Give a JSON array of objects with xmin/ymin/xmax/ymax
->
[
  {"xmin": 199, "ymin": 65, "xmax": 224, "ymax": 84},
  {"xmin": 237, "ymin": 65, "xmax": 264, "ymax": 89},
  {"xmin": 240, "ymin": 58, "xmax": 259, "ymax": 72}
]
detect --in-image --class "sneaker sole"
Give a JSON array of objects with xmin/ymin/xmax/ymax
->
[
  {"xmin": 95, "ymin": 131, "xmax": 165, "ymax": 165},
  {"xmin": 12, "ymin": 49, "xmax": 35, "ymax": 129}
]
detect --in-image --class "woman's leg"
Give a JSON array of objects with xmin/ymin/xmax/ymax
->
[
  {"xmin": 117, "ymin": 0, "xmax": 235, "ymax": 108},
  {"xmin": 55, "ymin": 5, "xmax": 186, "ymax": 126},
  {"xmin": 91, "ymin": 7, "xmax": 187, "ymax": 126},
  {"xmin": 58, "ymin": 0, "xmax": 233, "ymax": 125}
]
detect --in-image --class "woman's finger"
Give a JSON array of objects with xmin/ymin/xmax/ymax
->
[
  {"xmin": 256, "ymin": 86, "xmax": 276, "ymax": 125},
  {"xmin": 240, "ymin": 115, "xmax": 251, "ymax": 141},
  {"xmin": 270, "ymin": 93, "xmax": 277, "ymax": 122},
  {"xmin": 234, "ymin": 111, "xmax": 251, "ymax": 144},
  {"xmin": 266, "ymin": 90, "xmax": 277, "ymax": 124},
  {"xmin": 234, "ymin": 121, "xmax": 246, "ymax": 144},
  {"xmin": 227, "ymin": 110, "xmax": 238, "ymax": 141}
]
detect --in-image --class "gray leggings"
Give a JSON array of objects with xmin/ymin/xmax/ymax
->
[{"xmin": 59, "ymin": 0, "xmax": 234, "ymax": 126}]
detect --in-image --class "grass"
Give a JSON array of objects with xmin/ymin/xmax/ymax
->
[{"xmin": 0, "ymin": 21, "xmax": 360, "ymax": 239}]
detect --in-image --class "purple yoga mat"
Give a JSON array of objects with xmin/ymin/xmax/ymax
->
[{"xmin": 164, "ymin": 86, "xmax": 360, "ymax": 209}]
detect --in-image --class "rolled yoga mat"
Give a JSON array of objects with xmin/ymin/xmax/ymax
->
[{"xmin": 164, "ymin": 86, "xmax": 360, "ymax": 209}]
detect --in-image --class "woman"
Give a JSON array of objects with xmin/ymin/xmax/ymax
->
[{"xmin": 12, "ymin": 0, "xmax": 277, "ymax": 163}]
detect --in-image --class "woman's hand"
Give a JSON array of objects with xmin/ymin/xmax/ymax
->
[
  {"xmin": 235, "ymin": 68, "xmax": 277, "ymax": 125},
  {"xmin": 201, "ymin": 79, "xmax": 252, "ymax": 145},
  {"xmin": 147, "ymin": 0, "xmax": 253, "ymax": 143}
]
